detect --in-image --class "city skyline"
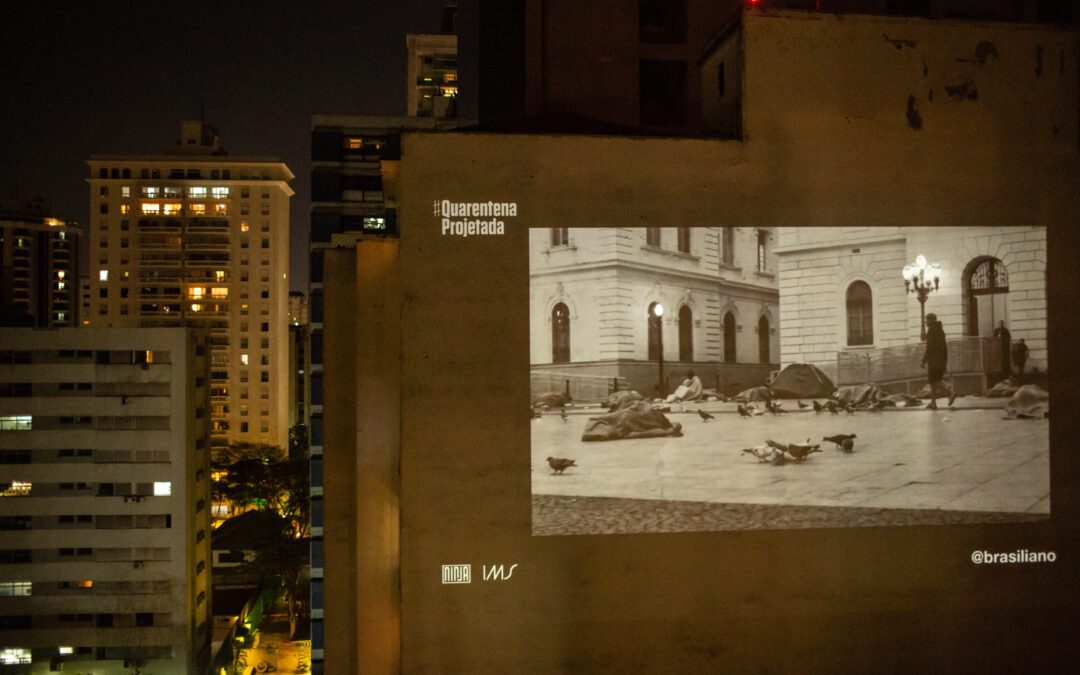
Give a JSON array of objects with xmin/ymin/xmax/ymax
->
[{"xmin": 0, "ymin": 0, "xmax": 450, "ymax": 294}]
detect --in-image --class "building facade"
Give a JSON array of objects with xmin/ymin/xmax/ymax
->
[
  {"xmin": 0, "ymin": 198, "xmax": 80, "ymax": 328},
  {"xmin": 775, "ymin": 226, "xmax": 1047, "ymax": 389},
  {"xmin": 0, "ymin": 328, "xmax": 211, "ymax": 673},
  {"xmin": 530, "ymin": 226, "xmax": 779, "ymax": 398},
  {"xmin": 406, "ymin": 33, "xmax": 459, "ymax": 119},
  {"xmin": 85, "ymin": 121, "xmax": 294, "ymax": 451}
]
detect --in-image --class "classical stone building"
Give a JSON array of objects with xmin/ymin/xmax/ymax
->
[
  {"xmin": 529, "ymin": 226, "xmax": 779, "ymax": 398},
  {"xmin": 776, "ymin": 226, "xmax": 1047, "ymax": 391}
]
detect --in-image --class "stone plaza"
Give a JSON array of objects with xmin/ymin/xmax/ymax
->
[{"xmin": 531, "ymin": 397, "xmax": 1049, "ymax": 536}]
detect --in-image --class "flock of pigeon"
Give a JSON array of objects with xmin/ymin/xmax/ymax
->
[{"xmin": 539, "ymin": 393, "xmax": 881, "ymax": 474}]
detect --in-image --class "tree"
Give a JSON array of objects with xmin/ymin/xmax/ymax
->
[{"xmin": 212, "ymin": 434, "xmax": 309, "ymax": 536}]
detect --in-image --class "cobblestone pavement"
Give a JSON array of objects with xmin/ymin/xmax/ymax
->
[
  {"xmin": 531, "ymin": 397, "xmax": 1049, "ymax": 535},
  {"xmin": 532, "ymin": 494, "xmax": 1048, "ymax": 536}
]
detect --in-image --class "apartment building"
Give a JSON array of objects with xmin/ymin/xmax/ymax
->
[
  {"xmin": 85, "ymin": 121, "xmax": 294, "ymax": 451},
  {"xmin": 0, "ymin": 327, "xmax": 211, "ymax": 673}
]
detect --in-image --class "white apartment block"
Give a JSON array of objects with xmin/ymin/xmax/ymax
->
[
  {"xmin": 0, "ymin": 328, "xmax": 211, "ymax": 673},
  {"xmin": 86, "ymin": 121, "xmax": 294, "ymax": 451}
]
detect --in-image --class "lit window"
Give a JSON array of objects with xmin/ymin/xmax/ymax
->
[
  {"xmin": 191, "ymin": 303, "xmax": 202, "ymax": 312},
  {"xmin": 59, "ymin": 646, "xmax": 74, "ymax": 655},
  {"xmin": 241, "ymin": 354, "xmax": 249, "ymax": 365},
  {"xmin": 346, "ymin": 137, "xmax": 363, "ymax": 150},
  {"xmin": 215, "ymin": 270, "xmax": 226, "ymax": 281},
  {"xmin": 0, "ymin": 581, "xmax": 31, "ymax": 596},
  {"xmin": 214, "ymin": 203, "xmax": 228, "ymax": 215},
  {"xmin": 141, "ymin": 203, "xmax": 161, "ymax": 215},
  {"xmin": 0, "ymin": 481, "xmax": 32, "ymax": 496},
  {"xmin": 121, "ymin": 186, "xmax": 131, "ymax": 198},
  {"xmin": 0, "ymin": 648, "xmax": 32, "ymax": 665},
  {"xmin": 153, "ymin": 481, "xmax": 171, "ymax": 496},
  {"xmin": 0, "ymin": 416, "xmax": 32, "ymax": 431},
  {"xmin": 163, "ymin": 203, "xmax": 183, "ymax": 215},
  {"xmin": 142, "ymin": 186, "xmax": 159, "ymax": 198},
  {"xmin": 212, "ymin": 186, "xmax": 230, "ymax": 199},
  {"xmin": 75, "ymin": 580, "xmax": 93, "ymax": 588},
  {"xmin": 164, "ymin": 187, "xmax": 183, "ymax": 198},
  {"xmin": 363, "ymin": 217, "xmax": 386, "ymax": 230},
  {"xmin": 240, "ymin": 221, "xmax": 250, "ymax": 233},
  {"xmin": 120, "ymin": 204, "xmax": 131, "ymax": 214},
  {"xmin": 189, "ymin": 186, "xmax": 207, "ymax": 198},
  {"xmin": 211, "ymin": 287, "xmax": 228, "ymax": 298},
  {"xmin": 190, "ymin": 287, "xmax": 206, "ymax": 299},
  {"xmin": 190, "ymin": 203, "xmax": 206, "ymax": 215},
  {"xmin": 99, "ymin": 270, "xmax": 108, "ymax": 281}
]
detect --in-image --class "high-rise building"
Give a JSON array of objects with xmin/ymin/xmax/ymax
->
[
  {"xmin": 0, "ymin": 327, "xmax": 211, "ymax": 673},
  {"xmin": 85, "ymin": 121, "xmax": 294, "ymax": 451},
  {"xmin": 0, "ymin": 197, "xmax": 81, "ymax": 328},
  {"xmin": 288, "ymin": 292, "xmax": 310, "ymax": 433}
]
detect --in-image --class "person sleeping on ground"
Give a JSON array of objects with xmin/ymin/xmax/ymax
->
[{"xmin": 581, "ymin": 400, "xmax": 683, "ymax": 442}]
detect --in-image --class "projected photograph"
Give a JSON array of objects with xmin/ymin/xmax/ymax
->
[{"xmin": 530, "ymin": 226, "xmax": 1049, "ymax": 536}]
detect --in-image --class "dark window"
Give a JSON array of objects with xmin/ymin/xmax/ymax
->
[
  {"xmin": 640, "ymin": 60, "xmax": 687, "ymax": 128},
  {"xmin": 648, "ymin": 302, "xmax": 663, "ymax": 361},
  {"xmin": 723, "ymin": 312, "xmax": 737, "ymax": 364},
  {"xmin": 677, "ymin": 228, "xmax": 690, "ymax": 253},
  {"xmin": 552, "ymin": 303, "xmax": 570, "ymax": 363},
  {"xmin": 639, "ymin": 0, "xmax": 687, "ymax": 43},
  {"xmin": 551, "ymin": 228, "xmax": 569, "ymax": 247},
  {"xmin": 678, "ymin": 306, "xmax": 693, "ymax": 362},
  {"xmin": 721, "ymin": 227, "xmax": 738, "ymax": 266},
  {"xmin": 757, "ymin": 230, "xmax": 768, "ymax": 272},
  {"xmin": 846, "ymin": 281, "xmax": 874, "ymax": 346},
  {"xmin": 759, "ymin": 315, "xmax": 771, "ymax": 363},
  {"xmin": 646, "ymin": 228, "xmax": 661, "ymax": 247}
]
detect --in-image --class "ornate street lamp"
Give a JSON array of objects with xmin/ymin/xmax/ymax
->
[
  {"xmin": 902, "ymin": 254, "xmax": 942, "ymax": 341},
  {"xmin": 651, "ymin": 303, "xmax": 665, "ymax": 396}
]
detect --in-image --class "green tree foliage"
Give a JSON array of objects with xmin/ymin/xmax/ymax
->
[{"xmin": 213, "ymin": 426, "xmax": 310, "ymax": 536}]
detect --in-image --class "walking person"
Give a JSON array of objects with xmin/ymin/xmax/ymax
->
[
  {"xmin": 1012, "ymin": 338, "xmax": 1029, "ymax": 377},
  {"xmin": 993, "ymin": 320, "xmax": 1011, "ymax": 379},
  {"xmin": 920, "ymin": 313, "xmax": 956, "ymax": 409}
]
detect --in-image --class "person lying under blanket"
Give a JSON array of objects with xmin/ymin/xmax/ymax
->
[{"xmin": 581, "ymin": 400, "xmax": 683, "ymax": 442}]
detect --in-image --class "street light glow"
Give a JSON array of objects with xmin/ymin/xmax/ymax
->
[{"xmin": 653, "ymin": 303, "xmax": 664, "ymax": 317}]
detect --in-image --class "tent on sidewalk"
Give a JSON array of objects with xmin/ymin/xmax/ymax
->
[{"xmin": 769, "ymin": 363, "xmax": 837, "ymax": 399}]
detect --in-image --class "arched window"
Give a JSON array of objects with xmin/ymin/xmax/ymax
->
[
  {"xmin": 758, "ymin": 315, "xmax": 770, "ymax": 363},
  {"xmin": 552, "ymin": 303, "xmax": 570, "ymax": 363},
  {"xmin": 846, "ymin": 281, "xmax": 873, "ymax": 346},
  {"xmin": 648, "ymin": 302, "xmax": 663, "ymax": 360},
  {"xmin": 723, "ymin": 312, "xmax": 736, "ymax": 363},
  {"xmin": 964, "ymin": 257, "xmax": 1009, "ymax": 337},
  {"xmin": 679, "ymin": 306, "xmax": 693, "ymax": 361}
]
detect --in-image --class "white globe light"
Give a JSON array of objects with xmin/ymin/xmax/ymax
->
[
  {"xmin": 915, "ymin": 254, "xmax": 927, "ymax": 268},
  {"xmin": 653, "ymin": 303, "xmax": 664, "ymax": 317}
]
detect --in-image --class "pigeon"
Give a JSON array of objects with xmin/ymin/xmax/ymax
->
[
  {"xmin": 812, "ymin": 400, "xmax": 823, "ymax": 413},
  {"xmin": 784, "ymin": 439, "xmax": 822, "ymax": 462},
  {"xmin": 546, "ymin": 457, "xmax": 577, "ymax": 474},
  {"xmin": 798, "ymin": 400, "xmax": 809, "ymax": 409},
  {"xmin": 560, "ymin": 408, "xmax": 568, "ymax": 422},
  {"xmin": 737, "ymin": 404, "xmax": 754, "ymax": 419},
  {"xmin": 698, "ymin": 409, "xmax": 715, "ymax": 422},
  {"xmin": 823, "ymin": 433, "xmax": 857, "ymax": 450},
  {"xmin": 765, "ymin": 439, "xmax": 788, "ymax": 453},
  {"xmin": 766, "ymin": 400, "xmax": 785, "ymax": 415},
  {"xmin": 841, "ymin": 438, "xmax": 855, "ymax": 453},
  {"xmin": 824, "ymin": 401, "xmax": 840, "ymax": 415},
  {"xmin": 742, "ymin": 445, "xmax": 778, "ymax": 463}
]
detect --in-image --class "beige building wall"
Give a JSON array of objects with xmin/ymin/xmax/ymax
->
[
  {"xmin": 776, "ymin": 226, "xmax": 1046, "ymax": 377},
  {"xmin": 85, "ymin": 146, "xmax": 294, "ymax": 452},
  {"xmin": 529, "ymin": 227, "xmax": 779, "ymax": 367},
  {"xmin": 0, "ymin": 328, "xmax": 211, "ymax": 673}
]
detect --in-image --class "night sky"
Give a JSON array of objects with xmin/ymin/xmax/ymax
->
[{"xmin": 0, "ymin": 0, "xmax": 449, "ymax": 292}]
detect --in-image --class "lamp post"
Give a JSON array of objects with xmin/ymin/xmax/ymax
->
[
  {"xmin": 651, "ymin": 303, "xmax": 665, "ymax": 396},
  {"xmin": 902, "ymin": 255, "xmax": 942, "ymax": 341}
]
